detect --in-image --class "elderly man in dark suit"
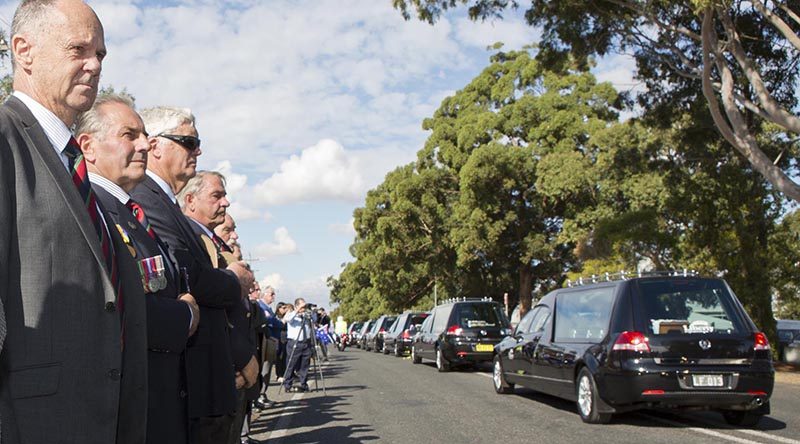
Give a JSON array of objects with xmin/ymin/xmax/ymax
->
[
  {"xmin": 74, "ymin": 93, "xmax": 202, "ymax": 444},
  {"xmin": 178, "ymin": 172, "xmax": 259, "ymax": 444},
  {"xmin": 129, "ymin": 107, "xmax": 255, "ymax": 444},
  {"xmin": 0, "ymin": 1, "xmax": 148, "ymax": 443}
]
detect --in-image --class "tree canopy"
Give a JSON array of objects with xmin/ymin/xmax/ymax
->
[{"xmin": 393, "ymin": 1, "xmax": 800, "ymax": 203}]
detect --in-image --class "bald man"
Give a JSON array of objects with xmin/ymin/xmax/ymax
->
[{"xmin": 0, "ymin": 1, "xmax": 147, "ymax": 443}]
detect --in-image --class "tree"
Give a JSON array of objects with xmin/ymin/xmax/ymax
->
[
  {"xmin": 568, "ymin": 105, "xmax": 784, "ymax": 336},
  {"xmin": 329, "ymin": 163, "xmax": 464, "ymax": 317},
  {"xmin": 422, "ymin": 49, "xmax": 622, "ymax": 316},
  {"xmin": 1, "ymin": 31, "xmax": 11, "ymax": 102},
  {"xmin": 769, "ymin": 210, "xmax": 800, "ymax": 319},
  {"xmin": 393, "ymin": 1, "xmax": 800, "ymax": 202}
]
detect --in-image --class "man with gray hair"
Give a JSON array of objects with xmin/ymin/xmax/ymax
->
[
  {"xmin": 0, "ymin": 1, "xmax": 148, "ymax": 443},
  {"xmin": 75, "ymin": 93, "xmax": 201, "ymax": 444},
  {"xmin": 179, "ymin": 172, "xmax": 258, "ymax": 444},
  {"xmin": 130, "ymin": 108, "xmax": 254, "ymax": 444}
]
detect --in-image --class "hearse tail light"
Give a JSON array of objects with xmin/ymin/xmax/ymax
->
[
  {"xmin": 446, "ymin": 325, "xmax": 463, "ymax": 336},
  {"xmin": 401, "ymin": 330, "xmax": 411, "ymax": 339},
  {"xmin": 612, "ymin": 331, "xmax": 651, "ymax": 353},
  {"xmin": 753, "ymin": 332, "xmax": 770, "ymax": 351},
  {"xmin": 642, "ymin": 390, "xmax": 664, "ymax": 395}
]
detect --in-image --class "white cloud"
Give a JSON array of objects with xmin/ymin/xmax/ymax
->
[
  {"xmin": 260, "ymin": 274, "xmax": 285, "ymax": 292},
  {"xmin": 454, "ymin": 15, "xmax": 541, "ymax": 50},
  {"xmin": 329, "ymin": 218, "xmax": 356, "ymax": 237},
  {"xmin": 253, "ymin": 227, "xmax": 298, "ymax": 259},
  {"xmin": 594, "ymin": 53, "xmax": 645, "ymax": 94},
  {"xmin": 281, "ymin": 275, "xmax": 332, "ymax": 309},
  {"xmin": 252, "ymin": 139, "xmax": 364, "ymax": 205}
]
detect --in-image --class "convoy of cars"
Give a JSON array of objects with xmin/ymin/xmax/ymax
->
[{"xmin": 346, "ymin": 271, "xmax": 777, "ymax": 427}]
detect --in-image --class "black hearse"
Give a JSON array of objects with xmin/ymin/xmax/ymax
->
[{"xmin": 492, "ymin": 272, "xmax": 774, "ymax": 426}]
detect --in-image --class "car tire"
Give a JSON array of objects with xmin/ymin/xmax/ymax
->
[
  {"xmin": 394, "ymin": 343, "xmax": 401, "ymax": 357},
  {"xmin": 493, "ymin": 355, "xmax": 514, "ymax": 394},
  {"xmin": 576, "ymin": 367, "xmax": 611, "ymax": 424},
  {"xmin": 721, "ymin": 409, "xmax": 765, "ymax": 428},
  {"xmin": 411, "ymin": 346, "xmax": 421, "ymax": 364},
  {"xmin": 436, "ymin": 347, "xmax": 450, "ymax": 373},
  {"xmin": 383, "ymin": 343, "xmax": 391, "ymax": 355}
]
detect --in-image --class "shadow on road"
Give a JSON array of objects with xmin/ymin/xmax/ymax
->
[
  {"xmin": 510, "ymin": 387, "xmax": 788, "ymax": 432},
  {"xmin": 251, "ymin": 354, "xmax": 378, "ymax": 443}
]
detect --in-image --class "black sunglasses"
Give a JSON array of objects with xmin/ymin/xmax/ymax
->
[{"xmin": 157, "ymin": 134, "xmax": 201, "ymax": 151}]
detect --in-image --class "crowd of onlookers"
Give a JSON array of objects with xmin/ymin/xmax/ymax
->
[{"xmin": 0, "ymin": 1, "xmax": 332, "ymax": 443}]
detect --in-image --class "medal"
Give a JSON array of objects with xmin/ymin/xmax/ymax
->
[
  {"xmin": 116, "ymin": 224, "xmax": 136, "ymax": 258},
  {"xmin": 138, "ymin": 255, "xmax": 167, "ymax": 293}
]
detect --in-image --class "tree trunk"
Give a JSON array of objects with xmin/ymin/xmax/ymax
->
[{"xmin": 518, "ymin": 265, "xmax": 533, "ymax": 318}]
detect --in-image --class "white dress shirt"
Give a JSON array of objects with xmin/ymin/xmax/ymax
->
[{"xmin": 13, "ymin": 91, "xmax": 73, "ymax": 170}]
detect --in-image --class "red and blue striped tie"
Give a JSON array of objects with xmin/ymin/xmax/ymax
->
[
  {"xmin": 64, "ymin": 137, "xmax": 122, "ymax": 313},
  {"xmin": 126, "ymin": 200, "xmax": 157, "ymax": 240}
]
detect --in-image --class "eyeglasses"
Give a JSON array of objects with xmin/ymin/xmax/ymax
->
[{"xmin": 157, "ymin": 134, "xmax": 201, "ymax": 151}]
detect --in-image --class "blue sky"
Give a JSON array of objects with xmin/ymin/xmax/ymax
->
[{"xmin": 0, "ymin": 0, "xmax": 638, "ymax": 309}]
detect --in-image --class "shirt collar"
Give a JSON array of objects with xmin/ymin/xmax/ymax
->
[
  {"xmin": 13, "ymin": 91, "xmax": 73, "ymax": 154},
  {"xmin": 146, "ymin": 169, "xmax": 177, "ymax": 204},
  {"xmin": 88, "ymin": 173, "xmax": 131, "ymax": 204},
  {"xmin": 188, "ymin": 216, "xmax": 214, "ymax": 238}
]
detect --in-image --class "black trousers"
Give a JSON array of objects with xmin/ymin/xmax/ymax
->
[
  {"xmin": 227, "ymin": 388, "xmax": 248, "ymax": 444},
  {"xmin": 189, "ymin": 414, "xmax": 234, "ymax": 444},
  {"xmin": 282, "ymin": 339, "xmax": 312, "ymax": 389}
]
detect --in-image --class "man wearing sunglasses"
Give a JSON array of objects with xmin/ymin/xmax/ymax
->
[{"xmin": 130, "ymin": 107, "xmax": 254, "ymax": 444}]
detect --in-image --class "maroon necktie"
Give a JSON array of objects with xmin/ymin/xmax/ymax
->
[
  {"xmin": 126, "ymin": 200, "xmax": 157, "ymax": 240},
  {"xmin": 212, "ymin": 234, "xmax": 232, "ymax": 253},
  {"xmin": 64, "ymin": 137, "xmax": 122, "ymax": 314}
]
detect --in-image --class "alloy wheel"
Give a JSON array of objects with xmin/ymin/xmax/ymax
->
[{"xmin": 578, "ymin": 374, "xmax": 592, "ymax": 417}]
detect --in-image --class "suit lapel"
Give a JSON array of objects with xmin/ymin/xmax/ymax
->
[
  {"xmin": 142, "ymin": 176, "xmax": 209, "ymax": 261},
  {"xmin": 94, "ymin": 185, "xmax": 180, "ymax": 292},
  {"xmin": 6, "ymin": 97, "xmax": 111, "ymax": 285}
]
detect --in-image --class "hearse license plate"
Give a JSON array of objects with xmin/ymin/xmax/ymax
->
[
  {"xmin": 475, "ymin": 344, "xmax": 494, "ymax": 352},
  {"xmin": 692, "ymin": 374, "xmax": 724, "ymax": 387}
]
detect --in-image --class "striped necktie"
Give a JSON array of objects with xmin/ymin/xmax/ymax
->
[
  {"xmin": 63, "ymin": 137, "xmax": 122, "ymax": 312},
  {"xmin": 212, "ymin": 233, "xmax": 232, "ymax": 253},
  {"xmin": 126, "ymin": 200, "xmax": 157, "ymax": 240}
]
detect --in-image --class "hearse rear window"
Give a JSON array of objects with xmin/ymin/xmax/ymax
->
[
  {"xmin": 456, "ymin": 303, "xmax": 508, "ymax": 329},
  {"xmin": 638, "ymin": 279, "xmax": 745, "ymax": 335},
  {"xmin": 555, "ymin": 287, "xmax": 615, "ymax": 343}
]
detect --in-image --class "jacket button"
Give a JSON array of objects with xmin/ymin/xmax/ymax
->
[
  {"xmin": 105, "ymin": 302, "xmax": 116, "ymax": 312},
  {"xmin": 180, "ymin": 390, "xmax": 187, "ymax": 398},
  {"xmin": 108, "ymin": 369, "xmax": 121, "ymax": 380}
]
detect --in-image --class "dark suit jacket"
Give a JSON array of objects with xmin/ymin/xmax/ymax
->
[
  {"xmin": 188, "ymin": 222, "xmax": 255, "ymax": 374},
  {"xmin": 130, "ymin": 176, "xmax": 240, "ymax": 418},
  {"xmin": 93, "ymin": 185, "xmax": 191, "ymax": 444},
  {"xmin": 0, "ymin": 96, "xmax": 148, "ymax": 443}
]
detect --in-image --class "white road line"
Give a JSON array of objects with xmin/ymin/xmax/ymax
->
[
  {"xmin": 640, "ymin": 413, "xmax": 762, "ymax": 444},
  {"xmin": 264, "ymin": 392, "xmax": 303, "ymax": 442},
  {"xmin": 737, "ymin": 430, "xmax": 800, "ymax": 444},
  {"xmin": 679, "ymin": 415, "xmax": 800, "ymax": 444}
]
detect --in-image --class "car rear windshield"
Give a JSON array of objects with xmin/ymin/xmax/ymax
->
[
  {"xmin": 409, "ymin": 314, "xmax": 428, "ymax": 327},
  {"xmin": 381, "ymin": 317, "xmax": 397, "ymax": 329},
  {"xmin": 638, "ymin": 279, "xmax": 746, "ymax": 336},
  {"xmin": 456, "ymin": 303, "xmax": 508, "ymax": 329}
]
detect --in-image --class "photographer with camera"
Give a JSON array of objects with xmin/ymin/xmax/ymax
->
[{"xmin": 281, "ymin": 298, "xmax": 316, "ymax": 392}]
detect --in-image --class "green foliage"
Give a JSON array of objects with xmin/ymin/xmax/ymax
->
[{"xmin": 769, "ymin": 210, "xmax": 800, "ymax": 319}]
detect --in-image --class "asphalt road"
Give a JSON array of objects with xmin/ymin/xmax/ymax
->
[{"xmin": 250, "ymin": 347, "xmax": 800, "ymax": 443}]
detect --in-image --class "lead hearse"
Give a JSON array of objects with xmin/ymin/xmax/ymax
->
[{"xmin": 492, "ymin": 272, "xmax": 774, "ymax": 426}]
